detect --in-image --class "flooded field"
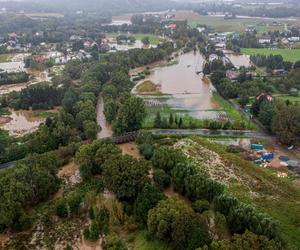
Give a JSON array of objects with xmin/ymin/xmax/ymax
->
[
  {"xmin": 0, "ymin": 53, "xmax": 29, "ymax": 72},
  {"xmin": 109, "ymin": 40, "xmax": 157, "ymax": 51},
  {"xmin": 0, "ymin": 61, "xmax": 24, "ymax": 72},
  {"xmin": 0, "ymin": 70, "xmax": 51, "ymax": 95},
  {"xmin": 224, "ymin": 50, "xmax": 251, "ymax": 68},
  {"xmin": 0, "ymin": 110, "xmax": 45, "ymax": 136},
  {"xmin": 212, "ymin": 138, "xmax": 252, "ymax": 149},
  {"xmin": 134, "ymin": 52, "xmax": 221, "ymax": 119}
]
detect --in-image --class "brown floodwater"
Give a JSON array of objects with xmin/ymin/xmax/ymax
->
[
  {"xmin": 224, "ymin": 51, "xmax": 251, "ymax": 68},
  {"xmin": 97, "ymin": 95, "xmax": 113, "ymax": 139},
  {"xmin": 0, "ymin": 70, "xmax": 51, "ymax": 95},
  {"xmin": 140, "ymin": 52, "xmax": 220, "ymax": 119},
  {"xmin": 0, "ymin": 110, "xmax": 45, "ymax": 136}
]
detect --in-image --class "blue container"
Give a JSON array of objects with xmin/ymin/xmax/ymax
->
[
  {"xmin": 261, "ymin": 153, "xmax": 274, "ymax": 160},
  {"xmin": 251, "ymin": 144, "xmax": 264, "ymax": 150}
]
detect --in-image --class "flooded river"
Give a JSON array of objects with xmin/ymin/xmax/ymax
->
[
  {"xmin": 97, "ymin": 95, "xmax": 113, "ymax": 139},
  {"xmin": 135, "ymin": 51, "xmax": 221, "ymax": 119}
]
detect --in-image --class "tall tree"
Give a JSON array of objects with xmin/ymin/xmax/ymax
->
[{"xmin": 113, "ymin": 95, "xmax": 146, "ymax": 134}]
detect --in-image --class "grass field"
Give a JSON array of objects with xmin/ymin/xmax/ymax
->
[
  {"xmin": 106, "ymin": 33, "xmax": 162, "ymax": 45},
  {"xmin": 276, "ymin": 95, "xmax": 300, "ymax": 104},
  {"xmin": 0, "ymin": 54, "xmax": 11, "ymax": 63},
  {"xmin": 136, "ymin": 81, "xmax": 159, "ymax": 93},
  {"xmin": 187, "ymin": 15, "xmax": 284, "ymax": 33},
  {"xmin": 24, "ymin": 13, "xmax": 64, "ymax": 18},
  {"xmin": 212, "ymin": 93, "xmax": 257, "ymax": 130},
  {"xmin": 241, "ymin": 48, "xmax": 300, "ymax": 62},
  {"xmin": 132, "ymin": 34, "xmax": 162, "ymax": 45}
]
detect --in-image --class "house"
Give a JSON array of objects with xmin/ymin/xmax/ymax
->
[
  {"xmin": 232, "ymin": 33, "xmax": 240, "ymax": 40},
  {"xmin": 259, "ymin": 38, "xmax": 271, "ymax": 45},
  {"xmin": 197, "ymin": 27, "xmax": 206, "ymax": 33},
  {"xmin": 35, "ymin": 54, "xmax": 45, "ymax": 63},
  {"xmin": 273, "ymin": 69, "xmax": 285, "ymax": 75},
  {"xmin": 83, "ymin": 41, "xmax": 92, "ymax": 48},
  {"xmin": 70, "ymin": 35, "xmax": 82, "ymax": 41},
  {"xmin": 245, "ymin": 25, "xmax": 255, "ymax": 33},
  {"xmin": 99, "ymin": 42, "xmax": 110, "ymax": 52},
  {"xmin": 8, "ymin": 32, "xmax": 17, "ymax": 40},
  {"xmin": 256, "ymin": 92, "xmax": 273, "ymax": 102},
  {"xmin": 281, "ymin": 38, "xmax": 289, "ymax": 45},
  {"xmin": 288, "ymin": 37, "xmax": 300, "ymax": 43},
  {"xmin": 165, "ymin": 23, "xmax": 177, "ymax": 29},
  {"xmin": 209, "ymin": 54, "xmax": 219, "ymax": 62},
  {"xmin": 215, "ymin": 42, "xmax": 226, "ymax": 49},
  {"xmin": 209, "ymin": 33, "xmax": 227, "ymax": 43}
]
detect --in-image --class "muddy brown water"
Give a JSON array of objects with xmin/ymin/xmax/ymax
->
[
  {"xmin": 0, "ymin": 70, "xmax": 51, "ymax": 95},
  {"xmin": 0, "ymin": 110, "xmax": 45, "ymax": 136},
  {"xmin": 224, "ymin": 51, "xmax": 251, "ymax": 68},
  {"xmin": 97, "ymin": 95, "xmax": 113, "ymax": 139},
  {"xmin": 135, "ymin": 51, "xmax": 221, "ymax": 119}
]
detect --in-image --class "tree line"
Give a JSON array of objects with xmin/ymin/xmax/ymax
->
[{"xmin": 0, "ymin": 71, "xmax": 29, "ymax": 85}]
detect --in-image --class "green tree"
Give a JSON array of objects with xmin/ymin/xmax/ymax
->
[
  {"xmin": 209, "ymin": 230, "xmax": 285, "ymax": 250},
  {"xmin": 142, "ymin": 37, "xmax": 150, "ymax": 46},
  {"xmin": 62, "ymin": 87, "xmax": 79, "ymax": 115},
  {"xmin": 135, "ymin": 183, "xmax": 165, "ymax": 224},
  {"xmin": 257, "ymin": 100, "xmax": 275, "ymax": 130},
  {"xmin": 272, "ymin": 103, "xmax": 300, "ymax": 145},
  {"xmin": 169, "ymin": 113, "xmax": 174, "ymax": 126},
  {"xmin": 153, "ymin": 169, "xmax": 171, "ymax": 190},
  {"xmin": 147, "ymin": 196, "xmax": 210, "ymax": 249},
  {"xmin": 113, "ymin": 95, "xmax": 145, "ymax": 134},
  {"xmin": 76, "ymin": 140, "xmax": 119, "ymax": 180},
  {"xmin": 154, "ymin": 112, "xmax": 162, "ymax": 128},
  {"xmin": 192, "ymin": 200, "xmax": 210, "ymax": 213},
  {"xmin": 102, "ymin": 155, "xmax": 150, "ymax": 200},
  {"xmin": 151, "ymin": 147, "xmax": 185, "ymax": 174},
  {"xmin": 178, "ymin": 117, "xmax": 183, "ymax": 128},
  {"xmin": 83, "ymin": 120, "xmax": 100, "ymax": 140}
]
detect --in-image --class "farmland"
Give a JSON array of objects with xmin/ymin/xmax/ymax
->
[
  {"xmin": 241, "ymin": 48, "xmax": 300, "ymax": 62},
  {"xmin": 173, "ymin": 11, "xmax": 286, "ymax": 33}
]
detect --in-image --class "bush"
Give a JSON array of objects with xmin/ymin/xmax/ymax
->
[
  {"xmin": 89, "ymin": 207, "xmax": 95, "ymax": 220},
  {"xmin": 89, "ymin": 221, "xmax": 101, "ymax": 241},
  {"xmin": 153, "ymin": 169, "xmax": 171, "ymax": 190},
  {"xmin": 55, "ymin": 198, "xmax": 68, "ymax": 218},
  {"xmin": 83, "ymin": 228, "xmax": 90, "ymax": 240},
  {"xmin": 138, "ymin": 143, "xmax": 154, "ymax": 160},
  {"xmin": 192, "ymin": 200, "xmax": 210, "ymax": 213}
]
